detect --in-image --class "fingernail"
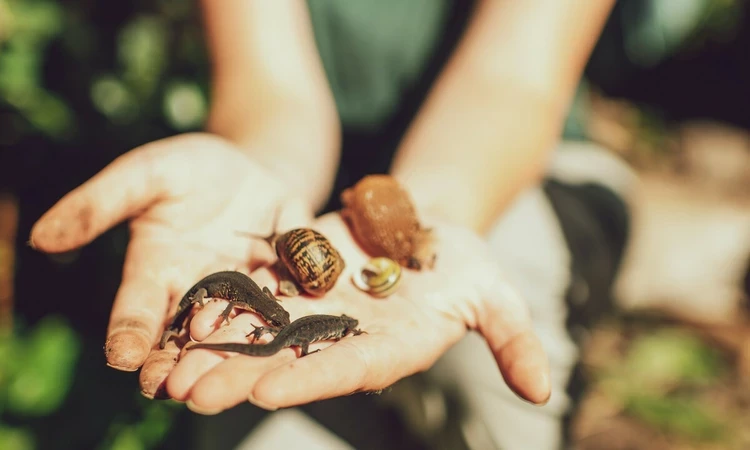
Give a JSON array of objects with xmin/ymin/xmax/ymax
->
[
  {"xmin": 186, "ymin": 400, "xmax": 223, "ymax": 415},
  {"xmin": 531, "ymin": 390, "xmax": 552, "ymax": 407},
  {"xmin": 510, "ymin": 375, "xmax": 552, "ymax": 407},
  {"xmin": 247, "ymin": 392, "xmax": 279, "ymax": 411},
  {"xmin": 140, "ymin": 389, "xmax": 157, "ymax": 400},
  {"xmin": 140, "ymin": 381, "xmax": 172, "ymax": 401},
  {"xmin": 104, "ymin": 331, "xmax": 150, "ymax": 371},
  {"xmin": 510, "ymin": 388, "xmax": 551, "ymax": 407}
]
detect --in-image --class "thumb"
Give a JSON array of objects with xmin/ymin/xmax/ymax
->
[
  {"xmin": 30, "ymin": 141, "xmax": 174, "ymax": 253},
  {"xmin": 475, "ymin": 273, "xmax": 552, "ymax": 406}
]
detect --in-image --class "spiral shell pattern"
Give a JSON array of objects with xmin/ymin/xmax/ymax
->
[
  {"xmin": 275, "ymin": 228, "xmax": 345, "ymax": 296},
  {"xmin": 352, "ymin": 257, "xmax": 402, "ymax": 298}
]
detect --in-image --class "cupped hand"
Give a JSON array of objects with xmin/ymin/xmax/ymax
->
[
  {"xmin": 156, "ymin": 212, "xmax": 551, "ymax": 414},
  {"xmin": 29, "ymin": 133, "xmax": 313, "ymax": 373}
]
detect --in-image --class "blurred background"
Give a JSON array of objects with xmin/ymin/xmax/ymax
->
[{"xmin": 1, "ymin": 0, "xmax": 750, "ymax": 449}]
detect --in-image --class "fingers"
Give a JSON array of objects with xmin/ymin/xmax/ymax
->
[
  {"xmin": 29, "ymin": 141, "xmax": 172, "ymax": 253},
  {"xmin": 475, "ymin": 274, "xmax": 551, "ymax": 405},
  {"xmin": 166, "ymin": 315, "xmax": 254, "ymax": 402},
  {"xmin": 139, "ymin": 340, "xmax": 182, "ymax": 399},
  {"xmin": 250, "ymin": 321, "xmax": 460, "ymax": 409},
  {"xmin": 166, "ymin": 313, "xmax": 295, "ymax": 408},
  {"xmin": 186, "ymin": 340, "xmax": 299, "ymax": 413},
  {"xmin": 186, "ymin": 300, "xmax": 231, "ymax": 342},
  {"xmin": 138, "ymin": 259, "xmax": 261, "ymax": 395},
  {"xmin": 250, "ymin": 338, "xmax": 375, "ymax": 408},
  {"xmin": 105, "ymin": 240, "xmax": 175, "ymax": 371}
]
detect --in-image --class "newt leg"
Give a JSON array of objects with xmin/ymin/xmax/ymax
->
[
  {"xmin": 218, "ymin": 301, "xmax": 240, "ymax": 325},
  {"xmin": 219, "ymin": 300, "xmax": 265, "ymax": 325},
  {"xmin": 245, "ymin": 324, "xmax": 282, "ymax": 342},
  {"xmin": 190, "ymin": 288, "xmax": 208, "ymax": 307},
  {"xmin": 159, "ymin": 329, "xmax": 178, "ymax": 349}
]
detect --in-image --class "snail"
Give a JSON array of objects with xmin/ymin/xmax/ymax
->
[
  {"xmin": 237, "ymin": 215, "xmax": 346, "ymax": 297},
  {"xmin": 352, "ymin": 257, "xmax": 402, "ymax": 298},
  {"xmin": 341, "ymin": 174, "xmax": 436, "ymax": 270}
]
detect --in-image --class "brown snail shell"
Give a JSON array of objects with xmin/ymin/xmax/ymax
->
[
  {"xmin": 341, "ymin": 175, "xmax": 436, "ymax": 270},
  {"xmin": 271, "ymin": 228, "xmax": 346, "ymax": 297},
  {"xmin": 236, "ymin": 223, "xmax": 346, "ymax": 297},
  {"xmin": 352, "ymin": 257, "xmax": 402, "ymax": 298}
]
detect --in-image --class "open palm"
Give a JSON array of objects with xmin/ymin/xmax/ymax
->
[
  {"xmin": 30, "ymin": 133, "xmax": 312, "ymax": 372},
  {"xmin": 155, "ymin": 212, "xmax": 551, "ymax": 414}
]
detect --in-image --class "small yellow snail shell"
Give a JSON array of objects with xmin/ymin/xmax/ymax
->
[{"xmin": 352, "ymin": 257, "xmax": 402, "ymax": 298}]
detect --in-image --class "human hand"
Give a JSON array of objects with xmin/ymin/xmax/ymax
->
[
  {"xmin": 29, "ymin": 133, "xmax": 313, "ymax": 374},
  {"xmin": 155, "ymin": 212, "xmax": 551, "ymax": 414}
]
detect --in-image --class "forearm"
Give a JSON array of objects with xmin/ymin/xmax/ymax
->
[
  {"xmin": 200, "ymin": 0, "xmax": 340, "ymax": 212},
  {"xmin": 390, "ymin": 0, "xmax": 615, "ymax": 233},
  {"xmin": 391, "ymin": 74, "xmax": 562, "ymax": 234}
]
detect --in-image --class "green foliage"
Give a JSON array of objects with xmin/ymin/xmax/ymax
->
[
  {"xmin": 1, "ymin": 1, "xmax": 206, "ymax": 447},
  {"xmin": 0, "ymin": 316, "xmax": 79, "ymax": 449},
  {"xmin": 0, "ymin": 0, "xmax": 74, "ymax": 139},
  {"xmin": 622, "ymin": 0, "xmax": 742, "ymax": 67},
  {"xmin": 595, "ymin": 327, "xmax": 731, "ymax": 443},
  {"xmin": 162, "ymin": 80, "xmax": 207, "ymax": 130},
  {"xmin": 1, "ymin": 316, "xmax": 81, "ymax": 417},
  {"xmin": 0, "ymin": 0, "xmax": 209, "ymax": 146},
  {"xmin": 621, "ymin": 328, "xmax": 727, "ymax": 390},
  {"xmin": 99, "ymin": 397, "xmax": 184, "ymax": 450},
  {"xmin": 0, "ymin": 316, "xmax": 184, "ymax": 449},
  {"xmin": 624, "ymin": 393, "xmax": 726, "ymax": 442},
  {"xmin": 0, "ymin": 424, "xmax": 35, "ymax": 450}
]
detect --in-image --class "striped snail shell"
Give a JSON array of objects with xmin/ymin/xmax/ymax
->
[
  {"xmin": 352, "ymin": 257, "xmax": 402, "ymax": 298},
  {"xmin": 272, "ymin": 228, "xmax": 346, "ymax": 297},
  {"xmin": 236, "ymin": 226, "xmax": 346, "ymax": 297}
]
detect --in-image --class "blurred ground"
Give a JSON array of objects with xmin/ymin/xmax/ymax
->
[{"xmin": 565, "ymin": 94, "xmax": 750, "ymax": 450}]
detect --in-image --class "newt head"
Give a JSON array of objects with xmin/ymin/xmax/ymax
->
[{"xmin": 340, "ymin": 314, "xmax": 359, "ymax": 329}]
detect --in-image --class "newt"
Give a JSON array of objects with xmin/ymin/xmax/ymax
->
[
  {"xmin": 159, "ymin": 271, "xmax": 291, "ymax": 349},
  {"xmin": 186, "ymin": 314, "xmax": 365, "ymax": 357}
]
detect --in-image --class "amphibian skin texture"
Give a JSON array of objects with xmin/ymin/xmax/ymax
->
[
  {"xmin": 159, "ymin": 271, "xmax": 291, "ymax": 349},
  {"xmin": 187, "ymin": 314, "xmax": 364, "ymax": 357},
  {"xmin": 341, "ymin": 174, "xmax": 436, "ymax": 270}
]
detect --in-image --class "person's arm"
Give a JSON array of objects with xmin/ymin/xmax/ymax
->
[
  {"xmin": 390, "ymin": 0, "xmax": 615, "ymax": 233},
  {"xmin": 199, "ymin": 0, "xmax": 340, "ymax": 213}
]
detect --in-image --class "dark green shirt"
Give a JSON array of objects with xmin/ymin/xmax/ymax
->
[
  {"xmin": 307, "ymin": 0, "xmax": 453, "ymax": 130},
  {"xmin": 307, "ymin": 0, "xmax": 588, "ymax": 140}
]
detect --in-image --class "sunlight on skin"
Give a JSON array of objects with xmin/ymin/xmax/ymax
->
[
  {"xmin": 156, "ymin": 213, "xmax": 550, "ymax": 413},
  {"xmin": 26, "ymin": 136, "xmax": 549, "ymax": 413}
]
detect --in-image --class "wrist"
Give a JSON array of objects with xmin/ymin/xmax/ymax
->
[
  {"xmin": 207, "ymin": 94, "xmax": 341, "ymax": 213},
  {"xmin": 390, "ymin": 81, "xmax": 560, "ymax": 234}
]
